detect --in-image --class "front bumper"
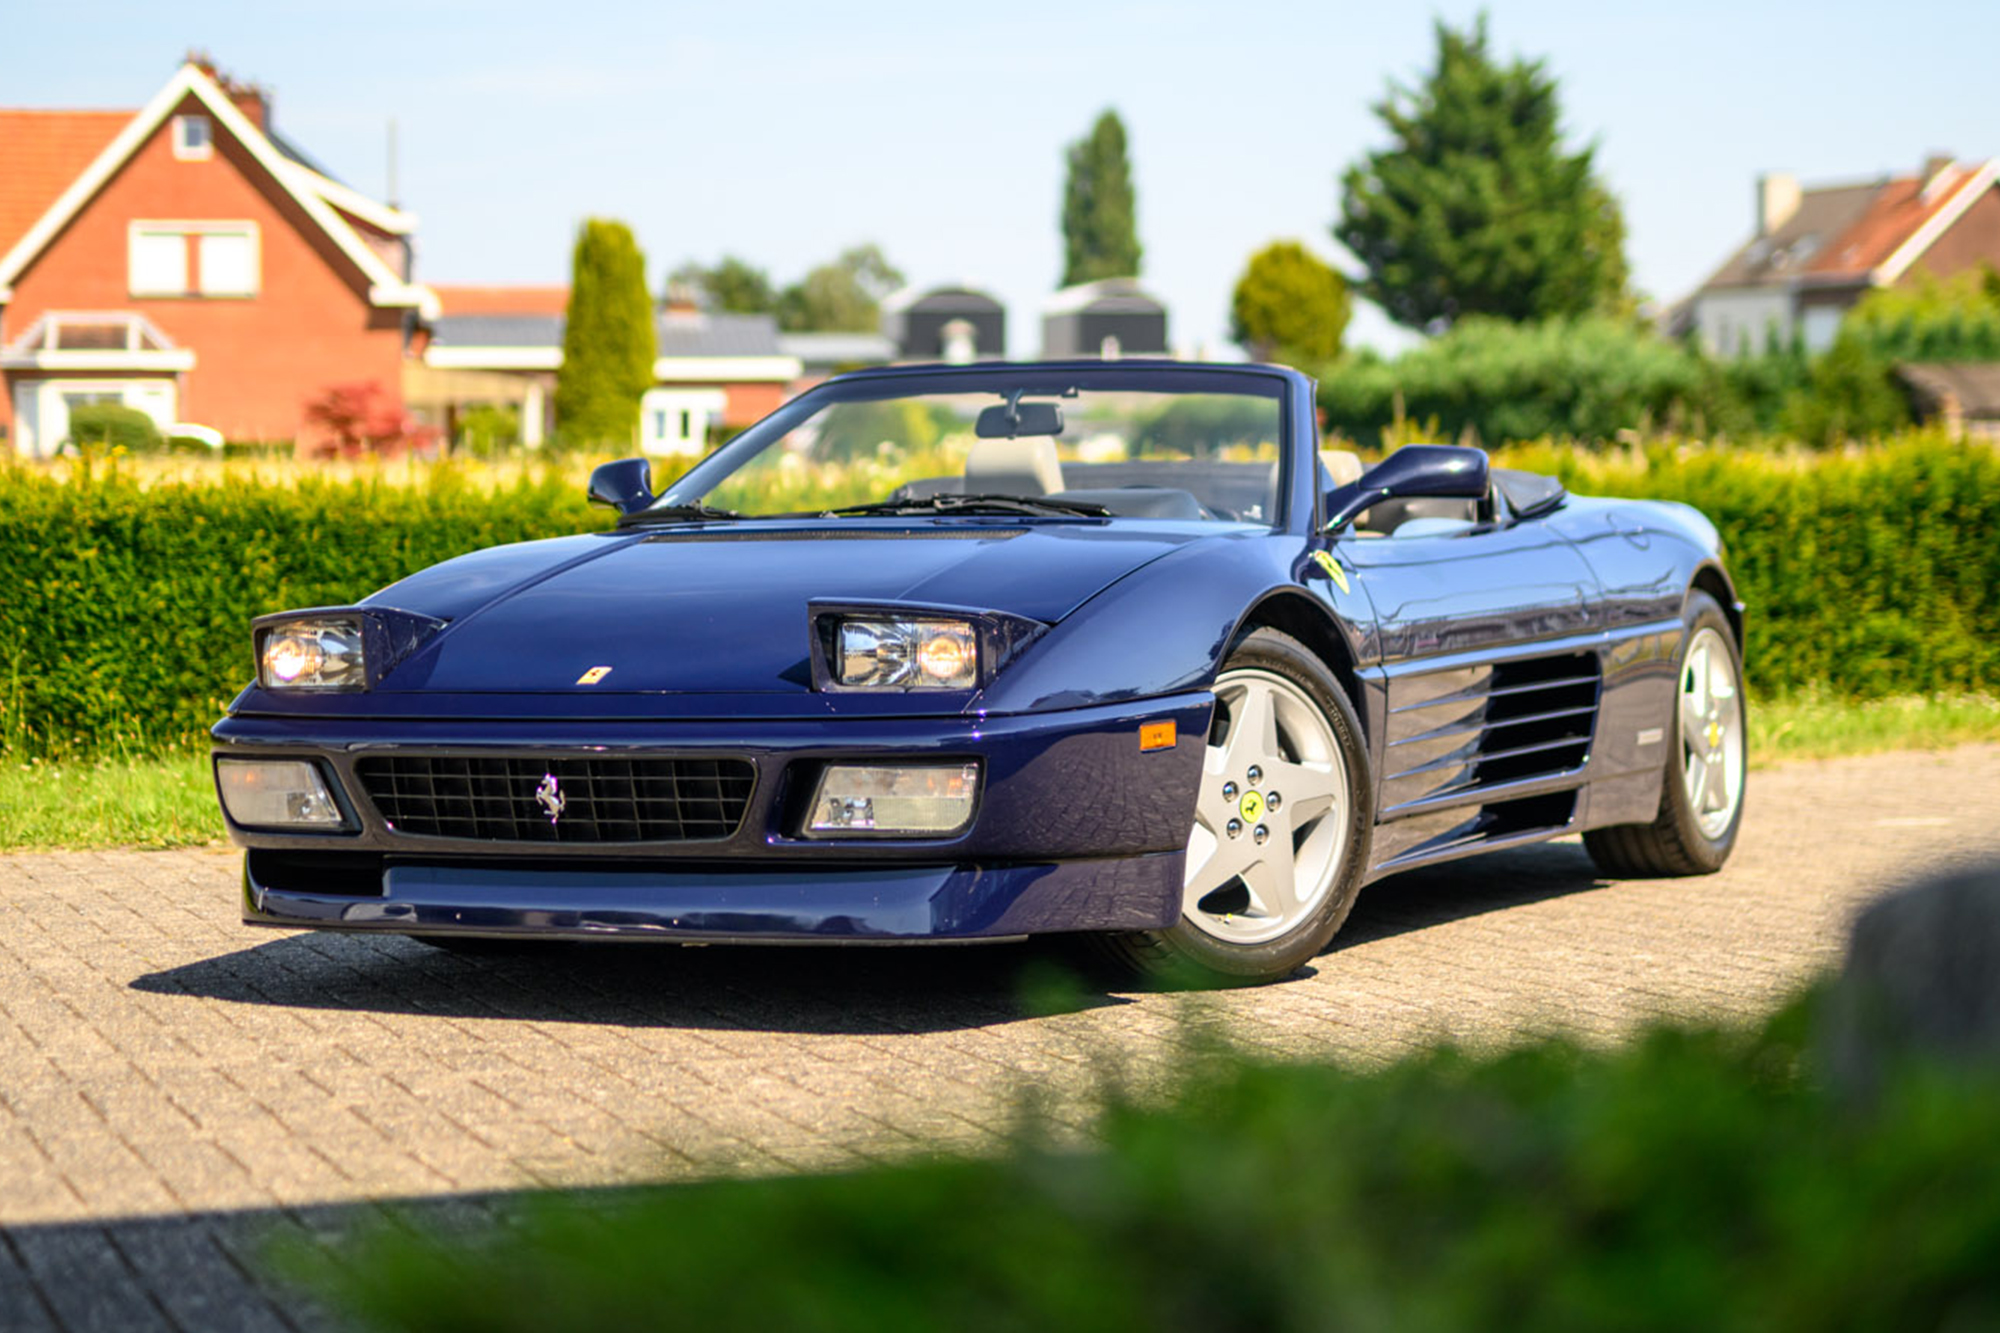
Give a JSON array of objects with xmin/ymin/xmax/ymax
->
[{"xmin": 216, "ymin": 693, "xmax": 1210, "ymax": 942}]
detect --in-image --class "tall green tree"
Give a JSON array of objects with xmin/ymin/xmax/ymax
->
[
  {"xmin": 1336, "ymin": 15, "xmax": 1629, "ymax": 332},
  {"xmin": 776, "ymin": 244, "xmax": 905, "ymax": 332},
  {"xmin": 666, "ymin": 255, "xmax": 775, "ymax": 314},
  {"xmin": 556, "ymin": 219, "xmax": 656, "ymax": 448},
  {"xmin": 1061, "ymin": 110, "xmax": 1142, "ymax": 286},
  {"xmin": 1230, "ymin": 242, "xmax": 1351, "ymax": 364}
]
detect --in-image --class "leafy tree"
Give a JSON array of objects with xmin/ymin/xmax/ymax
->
[
  {"xmin": 1841, "ymin": 266, "xmax": 2000, "ymax": 362},
  {"xmin": 666, "ymin": 255, "xmax": 776, "ymax": 314},
  {"xmin": 556, "ymin": 219, "xmax": 656, "ymax": 448},
  {"xmin": 776, "ymin": 244, "xmax": 905, "ymax": 332},
  {"xmin": 1230, "ymin": 241, "xmax": 1351, "ymax": 364},
  {"xmin": 1336, "ymin": 15, "xmax": 1630, "ymax": 331},
  {"xmin": 1061, "ymin": 110, "xmax": 1142, "ymax": 286}
]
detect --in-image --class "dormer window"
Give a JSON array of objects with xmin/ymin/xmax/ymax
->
[{"xmin": 172, "ymin": 114, "xmax": 212, "ymax": 160}]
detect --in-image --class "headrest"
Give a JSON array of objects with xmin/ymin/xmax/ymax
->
[
  {"xmin": 965, "ymin": 436, "xmax": 1065, "ymax": 497},
  {"xmin": 1319, "ymin": 449, "xmax": 1364, "ymax": 487}
]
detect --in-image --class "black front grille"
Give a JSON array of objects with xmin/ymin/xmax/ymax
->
[{"xmin": 355, "ymin": 755, "xmax": 755, "ymax": 843}]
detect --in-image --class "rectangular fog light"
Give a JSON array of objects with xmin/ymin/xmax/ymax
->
[
  {"xmin": 808, "ymin": 763, "xmax": 979, "ymax": 836},
  {"xmin": 216, "ymin": 759, "xmax": 346, "ymax": 829}
]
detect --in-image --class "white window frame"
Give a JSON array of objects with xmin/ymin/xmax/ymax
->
[
  {"xmin": 172, "ymin": 114, "xmax": 213, "ymax": 161},
  {"xmin": 128, "ymin": 221, "xmax": 260, "ymax": 298}
]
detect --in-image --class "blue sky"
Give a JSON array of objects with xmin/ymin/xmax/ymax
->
[{"xmin": 11, "ymin": 0, "xmax": 1997, "ymax": 354}]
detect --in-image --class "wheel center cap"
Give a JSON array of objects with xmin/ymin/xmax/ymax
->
[
  {"xmin": 1706, "ymin": 721, "xmax": 1723, "ymax": 750},
  {"xmin": 1239, "ymin": 790, "xmax": 1266, "ymax": 822}
]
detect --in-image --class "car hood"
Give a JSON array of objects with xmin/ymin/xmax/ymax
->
[{"xmin": 371, "ymin": 521, "xmax": 1199, "ymax": 695}]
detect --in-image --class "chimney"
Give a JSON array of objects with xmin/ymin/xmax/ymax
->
[
  {"xmin": 185, "ymin": 51, "xmax": 271, "ymax": 132},
  {"xmin": 1923, "ymin": 153, "xmax": 1955, "ymax": 182},
  {"xmin": 1757, "ymin": 173, "xmax": 1801, "ymax": 236}
]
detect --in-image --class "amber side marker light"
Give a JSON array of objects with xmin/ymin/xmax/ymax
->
[{"xmin": 1140, "ymin": 721, "xmax": 1177, "ymax": 751}]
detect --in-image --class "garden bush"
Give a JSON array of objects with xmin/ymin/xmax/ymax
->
[
  {"xmin": 1, "ymin": 434, "xmax": 1994, "ymax": 757},
  {"xmin": 66, "ymin": 402, "xmax": 162, "ymax": 452},
  {"xmin": 298, "ymin": 992, "xmax": 2000, "ymax": 1333}
]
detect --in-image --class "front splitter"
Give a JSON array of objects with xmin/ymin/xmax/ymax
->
[{"xmin": 243, "ymin": 851, "xmax": 1184, "ymax": 943}]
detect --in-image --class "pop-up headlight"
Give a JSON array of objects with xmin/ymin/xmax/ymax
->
[
  {"xmin": 812, "ymin": 604, "xmax": 1045, "ymax": 693},
  {"xmin": 259, "ymin": 617, "xmax": 364, "ymax": 690},
  {"xmin": 837, "ymin": 619, "xmax": 979, "ymax": 690},
  {"xmin": 250, "ymin": 606, "xmax": 445, "ymax": 692}
]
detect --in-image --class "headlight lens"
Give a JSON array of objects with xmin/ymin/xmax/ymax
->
[
  {"xmin": 259, "ymin": 617, "xmax": 364, "ymax": 690},
  {"xmin": 836, "ymin": 619, "xmax": 978, "ymax": 690},
  {"xmin": 215, "ymin": 758, "xmax": 347, "ymax": 828},
  {"xmin": 807, "ymin": 763, "xmax": 980, "ymax": 836}
]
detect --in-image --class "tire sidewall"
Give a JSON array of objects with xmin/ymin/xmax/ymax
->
[
  {"xmin": 1157, "ymin": 627, "xmax": 1373, "ymax": 983},
  {"xmin": 1661, "ymin": 592, "xmax": 1747, "ymax": 870}
]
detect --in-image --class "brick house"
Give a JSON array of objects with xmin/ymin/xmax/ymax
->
[
  {"xmin": 1682, "ymin": 156, "xmax": 2000, "ymax": 357},
  {"xmin": 0, "ymin": 61, "xmax": 431, "ymax": 454}
]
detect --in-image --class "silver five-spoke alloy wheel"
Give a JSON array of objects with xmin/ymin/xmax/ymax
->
[
  {"xmin": 1183, "ymin": 668, "xmax": 1351, "ymax": 946},
  {"xmin": 1679, "ymin": 625, "xmax": 1744, "ymax": 839}
]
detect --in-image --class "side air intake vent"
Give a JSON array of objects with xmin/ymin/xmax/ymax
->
[{"xmin": 1382, "ymin": 651, "xmax": 1601, "ymax": 814}]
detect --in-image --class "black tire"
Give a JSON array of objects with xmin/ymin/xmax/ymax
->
[
  {"xmin": 1095, "ymin": 627, "xmax": 1373, "ymax": 987},
  {"xmin": 1584, "ymin": 590, "xmax": 1746, "ymax": 877}
]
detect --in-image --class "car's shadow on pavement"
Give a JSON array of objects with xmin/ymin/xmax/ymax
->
[
  {"xmin": 1328, "ymin": 838, "xmax": 1610, "ymax": 953},
  {"xmin": 130, "ymin": 841, "xmax": 1612, "ymax": 1031}
]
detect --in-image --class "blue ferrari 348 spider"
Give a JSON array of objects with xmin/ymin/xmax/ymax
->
[{"xmin": 212, "ymin": 360, "xmax": 1745, "ymax": 984}]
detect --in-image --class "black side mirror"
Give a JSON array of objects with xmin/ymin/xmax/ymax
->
[
  {"xmin": 1324, "ymin": 444, "xmax": 1489, "ymax": 532},
  {"xmin": 587, "ymin": 458, "xmax": 655, "ymax": 515}
]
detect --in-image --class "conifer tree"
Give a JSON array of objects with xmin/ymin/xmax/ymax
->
[
  {"xmin": 1337, "ymin": 16, "xmax": 1629, "ymax": 331},
  {"xmin": 556, "ymin": 219, "xmax": 656, "ymax": 448},
  {"xmin": 1061, "ymin": 110, "xmax": 1142, "ymax": 286}
]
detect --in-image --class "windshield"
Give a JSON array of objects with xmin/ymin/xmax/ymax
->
[{"xmin": 655, "ymin": 370, "xmax": 1288, "ymax": 525}]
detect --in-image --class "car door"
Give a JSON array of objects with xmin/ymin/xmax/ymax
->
[{"xmin": 1327, "ymin": 507, "xmax": 1607, "ymax": 857}]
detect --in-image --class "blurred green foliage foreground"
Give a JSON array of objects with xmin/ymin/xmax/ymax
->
[{"xmin": 301, "ymin": 869, "xmax": 2000, "ymax": 1333}]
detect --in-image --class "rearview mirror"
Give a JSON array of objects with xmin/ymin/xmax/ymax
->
[
  {"xmin": 975, "ymin": 400, "xmax": 1064, "ymax": 439},
  {"xmin": 587, "ymin": 457, "xmax": 655, "ymax": 515},
  {"xmin": 1324, "ymin": 444, "xmax": 1489, "ymax": 532}
]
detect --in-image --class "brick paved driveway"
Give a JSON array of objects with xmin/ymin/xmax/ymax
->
[{"xmin": 4, "ymin": 744, "xmax": 1999, "ymax": 1331}]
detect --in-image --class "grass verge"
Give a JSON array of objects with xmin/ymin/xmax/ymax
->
[
  {"xmin": 0, "ymin": 695, "xmax": 1991, "ymax": 852},
  {"xmin": 0, "ymin": 750, "xmax": 219, "ymax": 850}
]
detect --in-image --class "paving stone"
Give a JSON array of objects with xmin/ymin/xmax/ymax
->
[{"xmin": 0, "ymin": 746, "xmax": 1996, "ymax": 1327}]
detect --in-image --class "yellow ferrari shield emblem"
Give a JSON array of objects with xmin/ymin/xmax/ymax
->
[
  {"xmin": 1239, "ymin": 790, "xmax": 1266, "ymax": 822},
  {"xmin": 1310, "ymin": 550, "xmax": 1350, "ymax": 594}
]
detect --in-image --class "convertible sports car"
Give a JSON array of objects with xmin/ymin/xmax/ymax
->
[{"xmin": 212, "ymin": 360, "xmax": 1745, "ymax": 984}]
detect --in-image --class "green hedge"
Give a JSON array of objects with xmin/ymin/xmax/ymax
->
[
  {"xmin": 298, "ymin": 999, "xmax": 2000, "ymax": 1333},
  {"xmin": 1497, "ymin": 434, "xmax": 2000, "ymax": 700},
  {"xmin": 2, "ymin": 436, "xmax": 1995, "ymax": 757},
  {"xmin": 0, "ymin": 462, "xmax": 602, "ymax": 756}
]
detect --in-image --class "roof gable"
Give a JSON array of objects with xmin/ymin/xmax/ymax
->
[
  {"xmin": 1697, "ymin": 160, "xmax": 2000, "ymax": 294},
  {"xmin": 0, "ymin": 64, "xmax": 431, "ymax": 313}
]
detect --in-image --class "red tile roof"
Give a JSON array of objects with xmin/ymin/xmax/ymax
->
[
  {"xmin": 0, "ymin": 110, "xmax": 132, "ymax": 260},
  {"xmin": 1807, "ymin": 169, "xmax": 1970, "ymax": 277},
  {"xmin": 430, "ymin": 285, "xmax": 570, "ymax": 316}
]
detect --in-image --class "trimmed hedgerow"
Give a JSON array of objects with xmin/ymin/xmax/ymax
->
[
  {"xmin": 0, "ymin": 461, "xmax": 602, "ymax": 756},
  {"xmin": 1, "ymin": 434, "xmax": 1995, "ymax": 757},
  {"xmin": 1495, "ymin": 433, "xmax": 2000, "ymax": 701}
]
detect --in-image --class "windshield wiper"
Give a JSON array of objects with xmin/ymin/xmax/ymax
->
[
  {"xmin": 821, "ymin": 493, "xmax": 1111, "ymax": 519},
  {"xmin": 616, "ymin": 501, "xmax": 747, "ymax": 528}
]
